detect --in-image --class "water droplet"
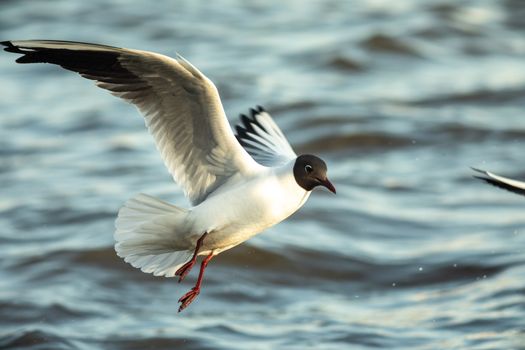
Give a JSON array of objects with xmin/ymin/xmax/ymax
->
[
  {"xmin": 418, "ymin": 267, "xmax": 423, "ymax": 271},
  {"xmin": 453, "ymin": 264, "xmax": 457, "ymax": 268}
]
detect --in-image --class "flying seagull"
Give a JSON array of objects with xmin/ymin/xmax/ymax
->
[
  {"xmin": 2, "ymin": 40, "xmax": 336, "ymax": 312},
  {"xmin": 472, "ymin": 168, "xmax": 525, "ymax": 196}
]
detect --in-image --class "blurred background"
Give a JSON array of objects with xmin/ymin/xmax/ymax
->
[{"xmin": 1, "ymin": 0, "xmax": 524, "ymax": 349}]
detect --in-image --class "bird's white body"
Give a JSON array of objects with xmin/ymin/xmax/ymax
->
[
  {"xmin": 111, "ymin": 153, "xmax": 314, "ymax": 278},
  {"xmin": 188, "ymin": 161, "xmax": 310, "ymax": 254}
]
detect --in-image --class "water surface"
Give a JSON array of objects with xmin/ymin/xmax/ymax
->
[{"xmin": 1, "ymin": 1, "xmax": 524, "ymax": 349}]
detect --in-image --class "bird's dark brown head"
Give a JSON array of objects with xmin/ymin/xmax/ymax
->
[{"xmin": 293, "ymin": 154, "xmax": 336, "ymax": 194}]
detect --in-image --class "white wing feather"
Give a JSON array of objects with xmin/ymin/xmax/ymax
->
[
  {"xmin": 473, "ymin": 168, "xmax": 525, "ymax": 196},
  {"xmin": 235, "ymin": 106, "xmax": 297, "ymax": 167},
  {"xmin": 3, "ymin": 40, "xmax": 264, "ymax": 205}
]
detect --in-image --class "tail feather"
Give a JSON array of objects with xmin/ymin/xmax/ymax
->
[{"xmin": 115, "ymin": 194, "xmax": 193, "ymax": 277}]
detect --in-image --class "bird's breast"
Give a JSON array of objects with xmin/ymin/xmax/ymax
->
[{"xmin": 189, "ymin": 171, "xmax": 310, "ymax": 250}]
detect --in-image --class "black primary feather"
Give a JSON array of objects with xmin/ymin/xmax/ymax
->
[
  {"xmin": 235, "ymin": 106, "xmax": 270, "ymax": 148},
  {"xmin": 1, "ymin": 40, "xmax": 141, "ymax": 84}
]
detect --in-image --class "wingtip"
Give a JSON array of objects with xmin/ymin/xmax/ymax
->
[
  {"xmin": 470, "ymin": 167, "xmax": 487, "ymax": 175},
  {"xmin": 1, "ymin": 40, "xmax": 18, "ymax": 53},
  {"xmin": 241, "ymin": 107, "xmax": 265, "ymax": 123},
  {"xmin": 1, "ymin": 40, "xmax": 34, "ymax": 59},
  {"xmin": 240, "ymin": 113, "xmax": 250, "ymax": 124}
]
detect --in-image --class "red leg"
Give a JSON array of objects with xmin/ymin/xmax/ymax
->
[
  {"xmin": 175, "ymin": 232, "xmax": 208, "ymax": 283},
  {"xmin": 178, "ymin": 252, "xmax": 214, "ymax": 312}
]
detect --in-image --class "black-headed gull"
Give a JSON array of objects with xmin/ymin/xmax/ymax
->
[
  {"xmin": 472, "ymin": 168, "xmax": 525, "ymax": 196},
  {"xmin": 2, "ymin": 40, "xmax": 336, "ymax": 312}
]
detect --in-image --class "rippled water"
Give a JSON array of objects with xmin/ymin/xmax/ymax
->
[{"xmin": 1, "ymin": 1, "xmax": 525, "ymax": 349}]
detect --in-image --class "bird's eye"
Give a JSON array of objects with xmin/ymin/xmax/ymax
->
[{"xmin": 305, "ymin": 165, "xmax": 313, "ymax": 173}]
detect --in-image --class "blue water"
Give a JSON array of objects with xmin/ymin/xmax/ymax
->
[{"xmin": 1, "ymin": 1, "xmax": 524, "ymax": 349}]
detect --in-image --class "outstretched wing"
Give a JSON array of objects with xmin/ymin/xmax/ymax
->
[
  {"xmin": 235, "ymin": 106, "xmax": 297, "ymax": 167},
  {"xmin": 472, "ymin": 167, "xmax": 525, "ymax": 196},
  {"xmin": 2, "ymin": 40, "xmax": 263, "ymax": 205}
]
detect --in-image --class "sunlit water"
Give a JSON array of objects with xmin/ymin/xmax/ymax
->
[{"xmin": 1, "ymin": 1, "xmax": 525, "ymax": 349}]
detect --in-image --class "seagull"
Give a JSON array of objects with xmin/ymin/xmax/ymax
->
[
  {"xmin": 2, "ymin": 40, "xmax": 336, "ymax": 312},
  {"xmin": 472, "ymin": 168, "xmax": 525, "ymax": 196}
]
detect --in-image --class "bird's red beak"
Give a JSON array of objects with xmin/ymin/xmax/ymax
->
[{"xmin": 320, "ymin": 177, "xmax": 336, "ymax": 194}]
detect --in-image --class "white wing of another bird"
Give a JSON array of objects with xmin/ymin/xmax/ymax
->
[{"xmin": 472, "ymin": 167, "xmax": 525, "ymax": 196}]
